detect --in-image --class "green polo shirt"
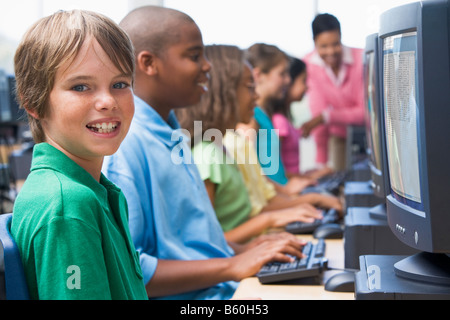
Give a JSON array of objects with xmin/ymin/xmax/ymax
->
[{"xmin": 11, "ymin": 143, "xmax": 148, "ymax": 300}]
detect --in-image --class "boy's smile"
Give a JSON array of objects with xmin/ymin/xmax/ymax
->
[{"xmin": 86, "ymin": 120, "xmax": 120, "ymax": 134}]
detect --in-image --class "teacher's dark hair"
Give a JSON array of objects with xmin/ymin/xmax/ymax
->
[{"xmin": 312, "ymin": 13, "xmax": 341, "ymax": 40}]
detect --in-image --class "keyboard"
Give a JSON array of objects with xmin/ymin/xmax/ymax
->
[
  {"xmin": 318, "ymin": 171, "xmax": 347, "ymax": 193},
  {"xmin": 285, "ymin": 208, "xmax": 339, "ymax": 234},
  {"xmin": 257, "ymin": 239, "xmax": 328, "ymax": 284},
  {"xmin": 302, "ymin": 171, "xmax": 347, "ymax": 196}
]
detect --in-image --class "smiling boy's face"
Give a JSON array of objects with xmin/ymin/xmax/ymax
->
[
  {"xmin": 152, "ymin": 22, "xmax": 211, "ymax": 114},
  {"xmin": 41, "ymin": 36, "xmax": 135, "ymax": 167}
]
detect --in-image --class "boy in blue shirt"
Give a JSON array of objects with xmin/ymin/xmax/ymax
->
[{"xmin": 103, "ymin": 6, "xmax": 305, "ymax": 300}]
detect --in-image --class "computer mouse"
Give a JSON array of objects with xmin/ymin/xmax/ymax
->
[
  {"xmin": 313, "ymin": 223, "xmax": 344, "ymax": 239},
  {"xmin": 324, "ymin": 271, "xmax": 355, "ymax": 292}
]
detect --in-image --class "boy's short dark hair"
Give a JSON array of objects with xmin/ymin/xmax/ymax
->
[
  {"xmin": 120, "ymin": 6, "xmax": 195, "ymax": 58},
  {"xmin": 312, "ymin": 13, "xmax": 341, "ymax": 40}
]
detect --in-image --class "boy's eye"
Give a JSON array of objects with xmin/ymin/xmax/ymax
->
[
  {"xmin": 113, "ymin": 82, "xmax": 129, "ymax": 89},
  {"xmin": 72, "ymin": 84, "xmax": 88, "ymax": 92},
  {"xmin": 190, "ymin": 53, "xmax": 202, "ymax": 62}
]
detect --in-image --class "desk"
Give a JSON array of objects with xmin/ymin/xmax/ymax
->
[{"xmin": 232, "ymin": 236, "xmax": 354, "ymax": 300}]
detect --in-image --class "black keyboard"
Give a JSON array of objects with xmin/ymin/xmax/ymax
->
[
  {"xmin": 257, "ymin": 239, "xmax": 328, "ymax": 284},
  {"xmin": 319, "ymin": 171, "xmax": 347, "ymax": 193},
  {"xmin": 302, "ymin": 171, "xmax": 347, "ymax": 196},
  {"xmin": 285, "ymin": 208, "xmax": 339, "ymax": 234}
]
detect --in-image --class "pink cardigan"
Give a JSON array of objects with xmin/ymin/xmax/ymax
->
[{"xmin": 304, "ymin": 46, "xmax": 365, "ymax": 164}]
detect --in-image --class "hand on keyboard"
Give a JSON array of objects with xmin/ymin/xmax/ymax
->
[
  {"xmin": 285, "ymin": 208, "xmax": 339, "ymax": 234},
  {"xmin": 309, "ymin": 193, "xmax": 343, "ymax": 214},
  {"xmin": 257, "ymin": 239, "xmax": 328, "ymax": 284},
  {"xmin": 242, "ymin": 232, "xmax": 307, "ymax": 251},
  {"xmin": 228, "ymin": 236, "xmax": 308, "ymax": 281},
  {"xmin": 266, "ymin": 203, "xmax": 323, "ymax": 229},
  {"xmin": 301, "ymin": 171, "xmax": 348, "ymax": 196}
]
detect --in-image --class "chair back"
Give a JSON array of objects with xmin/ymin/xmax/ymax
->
[{"xmin": 0, "ymin": 213, "xmax": 29, "ymax": 300}]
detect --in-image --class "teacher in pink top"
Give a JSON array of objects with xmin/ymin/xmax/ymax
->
[{"xmin": 302, "ymin": 13, "xmax": 364, "ymax": 171}]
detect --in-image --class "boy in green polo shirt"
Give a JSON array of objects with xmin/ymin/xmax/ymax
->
[{"xmin": 10, "ymin": 10, "xmax": 147, "ymax": 300}]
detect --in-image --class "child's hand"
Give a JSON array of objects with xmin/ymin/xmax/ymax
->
[
  {"xmin": 229, "ymin": 236, "xmax": 306, "ymax": 281},
  {"xmin": 244, "ymin": 232, "xmax": 307, "ymax": 251},
  {"xmin": 309, "ymin": 194, "xmax": 343, "ymax": 215},
  {"xmin": 266, "ymin": 203, "xmax": 323, "ymax": 229},
  {"xmin": 284, "ymin": 176, "xmax": 317, "ymax": 195}
]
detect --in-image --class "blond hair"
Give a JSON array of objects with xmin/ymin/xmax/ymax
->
[{"xmin": 14, "ymin": 10, "xmax": 135, "ymax": 143}]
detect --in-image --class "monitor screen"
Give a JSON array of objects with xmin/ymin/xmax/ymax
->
[
  {"xmin": 0, "ymin": 72, "xmax": 25, "ymax": 124},
  {"xmin": 0, "ymin": 71, "xmax": 12, "ymax": 122},
  {"xmin": 364, "ymin": 33, "xmax": 389, "ymax": 200},
  {"xmin": 365, "ymin": 51, "xmax": 383, "ymax": 175},
  {"xmin": 382, "ymin": 32, "xmax": 423, "ymax": 211},
  {"xmin": 367, "ymin": 0, "xmax": 450, "ymax": 290}
]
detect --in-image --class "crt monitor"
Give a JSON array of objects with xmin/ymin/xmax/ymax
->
[
  {"xmin": 380, "ymin": 0, "xmax": 450, "ymax": 284},
  {"xmin": 363, "ymin": 33, "xmax": 390, "ymax": 202},
  {"xmin": 0, "ymin": 71, "xmax": 25, "ymax": 124}
]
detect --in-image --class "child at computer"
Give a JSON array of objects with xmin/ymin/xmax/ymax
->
[
  {"xmin": 241, "ymin": 43, "xmax": 317, "ymax": 195},
  {"xmin": 176, "ymin": 44, "xmax": 325, "ymax": 243},
  {"xmin": 271, "ymin": 57, "xmax": 307, "ymax": 176},
  {"xmin": 102, "ymin": 6, "xmax": 306, "ymax": 300},
  {"xmin": 269, "ymin": 57, "xmax": 333, "ymax": 180},
  {"xmin": 220, "ymin": 57, "xmax": 342, "ymax": 218},
  {"xmin": 11, "ymin": 10, "xmax": 148, "ymax": 300}
]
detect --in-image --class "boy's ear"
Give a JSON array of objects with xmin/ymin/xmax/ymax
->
[
  {"xmin": 25, "ymin": 107, "xmax": 40, "ymax": 120},
  {"xmin": 136, "ymin": 51, "xmax": 158, "ymax": 76},
  {"xmin": 21, "ymin": 100, "xmax": 39, "ymax": 120}
]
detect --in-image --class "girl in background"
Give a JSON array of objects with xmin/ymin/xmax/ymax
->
[
  {"xmin": 242, "ymin": 43, "xmax": 316, "ymax": 195},
  {"xmin": 270, "ymin": 57, "xmax": 333, "ymax": 180},
  {"xmin": 176, "ymin": 45, "xmax": 322, "ymax": 244}
]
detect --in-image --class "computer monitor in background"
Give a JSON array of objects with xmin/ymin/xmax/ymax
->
[
  {"xmin": 363, "ymin": 33, "xmax": 390, "ymax": 218},
  {"xmin": 0, "ymin": 71, "xmax": 26, "ymax": 124},
  {"xmin": 7, "ymin": 76, "xmax": 26, "ymax": 124},
  {"xmin": 0, "ymin": 71, "xmax": 12, "ymax": 123},
  {"xmin": 343, "ymin": 33, "xmax": 416, "ymax": 271},
  {"xmin": 0, "ymin": 71, "xmax": 29, "ymax": 146},
  {"xmin": 380, "ymin": 0, "xmax": 450, "ymax": 284}
]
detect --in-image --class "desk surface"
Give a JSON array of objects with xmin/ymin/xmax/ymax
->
[{"xmin": 232, "ymin": 236, "xmax": 355, "ymax": 300}]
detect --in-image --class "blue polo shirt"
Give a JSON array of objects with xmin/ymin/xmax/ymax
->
[{"xmin": 102, "ymin": 96, "xmax": 238, "ymax": 300}]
